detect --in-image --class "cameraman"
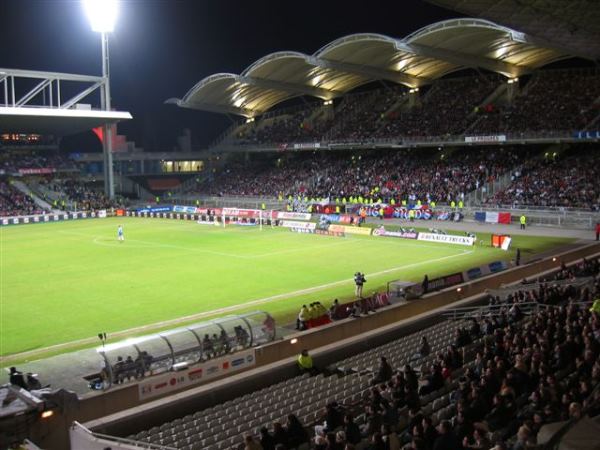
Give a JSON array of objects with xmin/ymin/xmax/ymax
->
[{"xmin": 354, "ymin": 272, "xmax": 366, "ymax": 298}]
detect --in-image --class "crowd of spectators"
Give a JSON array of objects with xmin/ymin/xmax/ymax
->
[
  {"xmin": 487, "ymin": 149, "xmax": 600, "ymax": 210},
  {"xmin": 0, "ymin": 150, "xmax": 76, "ymax": 174},
  {"xmin": 235, "ymin": 105, "xmax": 331, "ymax": 146},
  {"xmin": 0, "ymin": 181, "xmax": 45, "ymax": 217},
  {"xmin": 41, "ymin": 177, "xmax": 118, "ymax": 210},
  {"xmin": 195, "ymin": 147, "xmax": 526, "ymax": 204},
  {"xmin": 0, "ymin": 149, "xmax": 119, "ymax": 215},
  {"xmin": 374, "ymin": 77, "xmax": 498, "ymax": 139},
  {"xmin": 325, "ymin": 86, "xmax": 406, "ymax": 142},
  {"xmin": 224, "ymin": 69, "xmax": 599, "ymax": 149},
  {"xmin": 471, "ymin": 70, "xmax": 600, "ymax": 136},
  {"xmin": 244, "ymin": 258, "xmax": 600, "ymax": 450}
]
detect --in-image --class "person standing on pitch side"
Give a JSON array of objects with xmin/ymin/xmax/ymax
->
[{"xmin": 354, "ymin": 272, "xmax": 366, "ymax": 298}]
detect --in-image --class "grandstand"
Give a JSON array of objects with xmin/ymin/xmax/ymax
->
[
  {"xmin": 2, "ymin": 2, "xmax": 600, "ymax": 450},
  {"xmin": 74, "ymin": 254, "xmax": 600, "ymax": 450}
]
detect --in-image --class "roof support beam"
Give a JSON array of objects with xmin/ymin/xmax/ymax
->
[
  {"xmin": 237, "ymin": 75, "xmax": 339, "ymax": 99},
  {"xmin": 399, "ymin": 42, "xmax": 527, "ymax": 77},
  {"xmin": 0, "ymin": 68, "xmax": 104, "ymax": 84},
  {"xmin": 166, "ymin": 98, "xmax": 255, "ymax": 118},
  {"xmin": 61, "ymin": 81, "xmax": 105, "ymax": 110},
  {"xmin": 16, "ymin": 79, "xmax": 53, "ymax": 107},
  {"xmin": 306, "ymin": 56, "xmax": 428, "ymax": 88}
]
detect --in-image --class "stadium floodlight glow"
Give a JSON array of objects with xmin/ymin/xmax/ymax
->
[{"xmin": 83, "ymin": 0, "xmax": 118, "ymax": 32}]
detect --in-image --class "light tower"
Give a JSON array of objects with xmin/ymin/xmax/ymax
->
[{"xmin": 83, "ymin": 0, "xmax": 118, "ymax": 199}]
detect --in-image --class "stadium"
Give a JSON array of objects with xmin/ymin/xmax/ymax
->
[{"xmin": 0, "ymin": 1, "xmax": 599, "ymax": 449}]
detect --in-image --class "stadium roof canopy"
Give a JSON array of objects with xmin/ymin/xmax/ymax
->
[
  {"xmin": 426, "ymin": 0, "xmax": 600, "ymax": 60},
  {"xmin": 168, "ymin": 18, "xmax": 582, "ymax": 118}
]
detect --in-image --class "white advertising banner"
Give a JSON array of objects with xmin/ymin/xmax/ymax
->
[
  {"xmin": 138, "ymin": 349, "xmax": 256, "ymax": 401},
  {"xmin": 465, "ymin": 135, "xmax": 506, "ymax": 143},
  {"xmin": 280, "ymin": 220, "xmax": 316, "ymax": 230},
  {"xmin": 293, "ymin": 142, "xmax": 321, "ymax": 150},
  {"xmin": 97, "ymin": 210, "xmax": 107, "ymax": 218},
  {"xmin": 276, "ymin": 212, "xmax": 312, "ymax": 221},
  {"xmin": 417, "ymin": 232, "xmax": 474, "ymax": 246}
]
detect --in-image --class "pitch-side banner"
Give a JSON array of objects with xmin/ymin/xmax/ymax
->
[
  {"xmin": 372, "ymin": 226, "xmax": 418, "ymax": 240},
  {"xmin": 280, "ymin": 220, "xmax": 316, "ymax": 230},
  {"xmin": 138, "ymin": 349, "xmax": 256, "ymax": 401},
  {"xmin": 196, "ymin": 208, "xmax": 223, "ymax": 216},
  {"xmin": 136, "ymin": 206, "xmax": 172, "ymax": 213},
  {"xmin": 173, "ymin": 205, "xmax": 198, "ymax": 214},
  {"xmin": 319, "ymin": 214, "xmax": 354, "ymax": 224},
  {"xmin": 417, "ymin": 232, "xmax": 474, "ymax": 246},
  {"xmin": 277, "ymin": 212, "xmax": 312, "ymax": 221},
  {"xmin": 222, "ymin": 208, "xmax": 265, "ymax": 218},
  {"xmin": 329, "ymin": 224, "xmax": 372, "ymax": 236}
]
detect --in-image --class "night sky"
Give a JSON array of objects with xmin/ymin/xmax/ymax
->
[{"xmin": 0, "ymin": 0, "xmax": 456, "ymax": 150}]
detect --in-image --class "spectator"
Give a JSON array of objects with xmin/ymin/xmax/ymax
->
[
  {"xmin": 432, "ymin": 420, "xmax": 461, "ymax": 450},
  {"xmin": 297, "ymin": 305, "xmax": 309, "ymax": 330},
  {"xmin": 284, "ymin": 414, "xmax": 308, "ymax": 448},
  {"xmin": 8, "ymin": 367, "xmax": 28, "ymax": 390},
  {"xmin": 344, "ymin": 413, "xmax": 362, "ymax": 445},
  {"xmin": 297, "ymin": 349, "xmax": 316, "ymax": 375},
  {"xmin": 244, "ymin": 434, "xmax": 263, "ymax": 450},
  {"xmin": 372, "ymin": 357, "xmax": 393, "ymax": 385},
  {"xmin": 259, "ymin": 427, "xmax": 275, "ymax": 450}
]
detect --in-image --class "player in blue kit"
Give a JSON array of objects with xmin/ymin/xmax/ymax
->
[{"xmin": 117, "ymin": 225, "xmax": 124, "ymax": 242}]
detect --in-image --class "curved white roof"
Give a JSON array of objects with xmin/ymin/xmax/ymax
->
[{"xmin": 168, "ymin": 18, "xmax": 574, "ymax": 118}]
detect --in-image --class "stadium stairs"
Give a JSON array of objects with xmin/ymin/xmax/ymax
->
[{"xmin": 10, "ymin": 180, "xmax": 54, "ymax": 212}]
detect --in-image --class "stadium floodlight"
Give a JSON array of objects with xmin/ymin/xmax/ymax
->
[
  {"xmin": 83, "ymin": 0, "xmax": 118, "ymax": 32},
  {"xmin": 82, "ymin": 0, "xmax": 117, "ymax": 199}
]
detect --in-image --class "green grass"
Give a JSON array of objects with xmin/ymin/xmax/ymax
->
[{"xmin": 0, "ymin": 217, "xmax": 573, "ymax": 359}]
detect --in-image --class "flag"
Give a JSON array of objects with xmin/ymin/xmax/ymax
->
[{"xmin": 485, "ymin": 212, "xmax": 499, "ymax": 223}]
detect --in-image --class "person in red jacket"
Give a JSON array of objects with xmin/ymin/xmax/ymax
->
[{"xmin": 596, "ymin": 222, "xmax": 600, "ymax": 241}]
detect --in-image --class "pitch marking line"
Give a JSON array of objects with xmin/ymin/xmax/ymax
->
[
  {"xmin": 59, "ymin": 229, "xmax": 358, "ymax": 260},
  {"xmin": 1, "ymin": 250, "xmax": 472, "ymax": 362}
]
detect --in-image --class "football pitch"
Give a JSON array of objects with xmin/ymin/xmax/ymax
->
[{"xmin": 0, "ymin": 217, "xmax": 573, "ymax": 359}]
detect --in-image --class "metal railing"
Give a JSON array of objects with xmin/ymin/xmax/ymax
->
[
  {"xmin": 462, "ymin": 205, "xmax": 600, "ymax": 229},
  {"xmin": 70, "ymin": 421, "xmax": 176, "ymax": 450},
  {"xmin": 170, "ymin": 194, "xmax": 285, "ymax": 210},
  {"xmin": 442, "ymin": 302, "xmax": 543, "ymax": 321},
  {"xmin": 443, "ymin": 300, "xmax": 594, "ymax": 321}
]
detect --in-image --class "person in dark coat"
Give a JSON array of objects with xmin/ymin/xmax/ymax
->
[
  {"xmin": 432, "ymin": 420, "xmax": 461, "ymax": 450},
  {"xmin": 373, "ymin": 356, "xmax": 393, "ymax": 385},
  {"xmin": 259, "ymin": 427, "xmax": 276, "ymax": 450},
  {"xmin": 284, "ymin": 414, "xmax": 308, "ymax": 447}
]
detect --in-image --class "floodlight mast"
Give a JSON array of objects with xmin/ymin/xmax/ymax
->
[{"xmin": 83, "ymin": 0, "xmax": 118, "ymax": 199}]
